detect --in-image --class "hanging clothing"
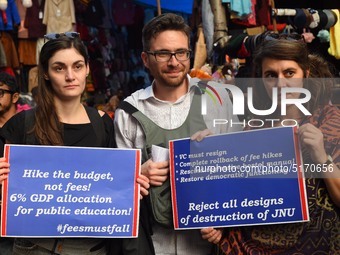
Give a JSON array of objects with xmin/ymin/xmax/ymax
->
[
  {"xmin": 99, "ymin": 0, "xmax": 113, "ymax": 29},
  {"xmin": 43, "ymin": 0, "xmax": 76, "ymax": 33},
  {"xmin": 0, "ymin": 39, "xmax": 7, "ymax": 67},
  {"xmin": 256, "ymin": 0, "xmax": 272, "ymax": 26},
  {"xmin": 228, "ymin": 0, "xmax": 257, "ymax": 26},
  {"xmin": 0, "ymin": 32, "xmax": 19, "ymax": 68},
  {"xmin": 16, "ymin": 0, "xmax": 29, "ymax": 38},
  {"xmin": 112, "ymin": 0, "xmax": 136, "ymax": 26},
  {"xmin": 328, "ymin": 9, "xmax": 340, "ymax": 59},
  {"xmin": 18, "ymin": 40, "xmax": 37, "ymax": 65},
  {"xmin": 202, "ymin": 0, "xmax": 214, "ymax": 59},
  {"xmin": 24, "ymin": 0, "xmax": 47, "ymax": 38},
  {"xmin": 82, "ymin": 0, "xmax": 105, "ymax": 27},
  {"xmin": 0, "ymin": 0, "xmax": 20, "ymax": 31},
  {"xmin": 35, "ymin": 38, "xmax": 44, "ymax": 65},
  {"xmin": 224, "ymin": 0, "xmax": 252, "ymax": 17}
]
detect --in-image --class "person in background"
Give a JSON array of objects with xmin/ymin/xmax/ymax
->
[
  {"xmin": 0, "ymin": 71, "xmax": 19, "ymax": 255},
  {"xmin": 0, "ymin": 72, "xmax": 20, "ymax": 155},
  {"xmin": 103, "ymin": 94, "xmax": 120, "ymax": 119},
  {"xmin": 0, "ymin": 32, "xmax": 149, "ymax": 255},
  {"xmin": 220, "ymin": 37, "xmax": 340, "ymax": 254},
  {"xmin": 31, "ymin": 86, "xmax": 39, "ymax": 106},
  {"xmin": 116, "ymin": 88, "xmax": 125, "ymax": 101},
  {"xmin": 114, "ymin": 13, "xmax": 240, "ymax": 255}
]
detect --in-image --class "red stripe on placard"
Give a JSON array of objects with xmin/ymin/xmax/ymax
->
[
  {"xmin": 293, "ymin": 126, "xmax": 308, "ymax": 221},
  {"xmin": 1, "ymin": 145, "xmax": 10, "ymax": 236},
  {"xmin": 169, "ymin": 141, "xmax": 179, "ymax": 229},
  {"xmin": 133, "ymin": 150, "xmax": 141, "ymax": 237}
]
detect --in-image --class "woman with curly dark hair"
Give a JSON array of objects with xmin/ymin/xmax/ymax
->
[{"xmin": 220, "ymin": 37, "xmax": 340, "ymax": 254}]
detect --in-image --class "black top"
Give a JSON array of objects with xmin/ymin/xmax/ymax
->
[
  {"xmin": 1, "ymin": 109, "xmax": 116, "ymax": 148},
  {"xmin": 0, "ymin": 128, "xmax": 5, "ymax": 157},
  {"xmin": 1, "ymin": 109, "xmax": 117, "ymax": 250}
]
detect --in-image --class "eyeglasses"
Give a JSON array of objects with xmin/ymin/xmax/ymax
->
[
  {"xmin": 0, "ymin": 88, "xmax": 14, "ymax": 98},
  {"xmin": 264, "ymin": 32, "xmax": 305, "ymax": 42},
  {"xmin": 44, "ymin": 32, "xmax": 80, "ymax": 42},
  {"xmin": 146, "ymin": 50, "xmax": 191, "ymax": 62}
]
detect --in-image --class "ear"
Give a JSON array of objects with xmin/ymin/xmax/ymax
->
[
  {"xmin": 141, "ymin": 52, "xmax": 149, "ymax": 69},
  {"xmin": 86, "ymin": 64, "xmax": 90, "ymax": 77},
  {"xmin": 44, "ymin": 73, "xmax": 49, "ymax": 80},
  {"xmin": 12, "ymin": 92, "xmax": 20, "ymax": 104}
]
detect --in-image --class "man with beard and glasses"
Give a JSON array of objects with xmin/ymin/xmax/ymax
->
[
  {"xmin": 113, "ymin": 13, "xmax": 240, "ymax": 255},
  {"xmin": 0, "ymin": 71, "xmax": 19, "ymax": 255},
  {"xmin": 0, "ymin": 72, "xmax": 19, "ymax": 158}
]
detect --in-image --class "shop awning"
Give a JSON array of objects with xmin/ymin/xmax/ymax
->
[{"xmin": 134, "ymin": 0, "xmax": 194, "ymax": 14}]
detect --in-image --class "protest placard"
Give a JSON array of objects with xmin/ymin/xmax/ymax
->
[
  {"xmin": 1, "ymin": 145, "xmax": 140, "ymax": 238},
  {"xmin": 170, "ymin": 126, "xmax": 309, "ymax": 229}
]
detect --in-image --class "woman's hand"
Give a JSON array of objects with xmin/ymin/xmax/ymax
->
[
  {"xmin": 200, "ymin": 227, "xmax": 223, "ymax": 244},
  {"xmin": 0, "ymin": 157, "xmax": 10, "ymax": 184},
  {"xmin": 137, "ymin": 174, "xmax": 150, "ymax": 199},
  {"xmin": 298, "ymin": 123, "xmax": 328, "ymax": 164},
  {"xmin": 298, "ymin": 123, "xmax": 340, "ymax": 207}
]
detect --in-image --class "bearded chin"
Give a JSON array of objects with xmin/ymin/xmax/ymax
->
[
  {"xmin": 0, "ymin": 104, "xmax": 12, "ymax": 115},
  {"xmin": 163, "ymin": 80, "xmax": 183, "ymax": 88},
  {"xmin": 161, "ymin": 73, "xmax": 187, "ymax": 88}
]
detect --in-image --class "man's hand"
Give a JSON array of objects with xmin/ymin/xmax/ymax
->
[
  {"xmin": 141, "ymin": 159, "xmax": 169, "ymax": 186},
  {"xmin": 191, "ymin": 129, "xmax": 213, "ymax": 142}
]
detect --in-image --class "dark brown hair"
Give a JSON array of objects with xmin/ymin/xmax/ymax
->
[
  {"xmin": 142, "ymin": 13, "xmax": 191, "ymax": 52},
  {"xmin": 251, "ymin": 39, "xmax": 333, "ymax": 119}
]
